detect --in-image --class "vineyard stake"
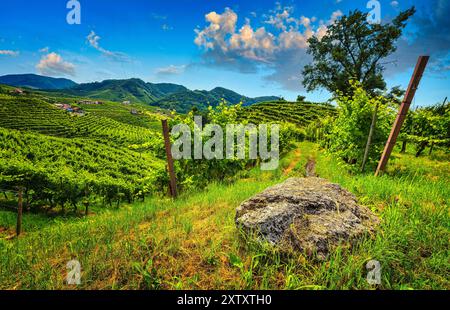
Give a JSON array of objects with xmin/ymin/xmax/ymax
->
[
  {"xmin": 16, "ymin": 187, "xmax": 23, "ymax": 236},
  {"xmin": 161, "ymin": 119, "xmax": 178, "ymax": 198},
  {"xmin": 375, "ymin": 55, "xmax": 429, "ymax": 176}
]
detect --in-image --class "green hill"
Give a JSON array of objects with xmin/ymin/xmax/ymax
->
[
  {"xmin": 66, "ymin": 79, "xmax": 164, "ymax": 103},
  {"xmin": 60, "ymin": 79, "xmax": 279, "ymax": 113},
  {"xmin": 0, "ymin": 75, "xmax": 281, "ymax": 113},
  {"xmin": 151, "ymin": 88, "xmax": 280, "ymax": 113},
  {"xmin": 0, "ymin": 74, "xmax": 77, "ymax": 90}
]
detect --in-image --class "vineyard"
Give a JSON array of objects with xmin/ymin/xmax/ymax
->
[
  {"xmin": 0, "ymin": 91, "xmax": 168, "ymax": 213},
  {"xmin": 0, "ymin": 94, "xmax": 161, "ymax": 143},
  {"xmin": 0, "ymin": 84, "xmax": 448, "ymax": 291},
  {"xmin": 0, "ymin": 91, "xmax": 337, "ymax": 215},
  {"xmin": 239, "ymin": 101, "xmax": 336, "ymax": 126}
]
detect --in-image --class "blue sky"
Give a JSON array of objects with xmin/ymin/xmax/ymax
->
[{"xmin": 0, "ymin": 0, "xmax": 448, "ymax": 106}]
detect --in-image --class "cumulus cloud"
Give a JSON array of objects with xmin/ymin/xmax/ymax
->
[
  {"xmin": 36, "ymin": 52, "xmax": 75, "ymax": 77},
  {"xmin": 194, "ymin": 6, "xmax": 342, "ymax": 90},
  {"xmin": 0, "ymin": 50, "xmax": 19, "ymax": 56},
  {"xmin": 86, "ymin": 31, "xmax": 130, "ymax": 62},
  {"xmin": 195, "ymin": 1, "xmax": 450, "ymax": 91},
  {"xmin": 156, "ymin": 64, "xmax": 186, "ymax": 76}
]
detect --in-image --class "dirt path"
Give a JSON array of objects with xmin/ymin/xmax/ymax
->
[{"xmin": 283, "ymin": 149, "xmax": 302, "ymax": 175}]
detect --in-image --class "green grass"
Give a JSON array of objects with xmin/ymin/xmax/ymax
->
[{"xmin": 0, "ymin": 142, "xmax": 448, "ymax": 290}]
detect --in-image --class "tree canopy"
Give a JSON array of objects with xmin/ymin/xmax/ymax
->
[{"xmin": 302, "ymin": 8, "xmax": 416, "ymax": 95}]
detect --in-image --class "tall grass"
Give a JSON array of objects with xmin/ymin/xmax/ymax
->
[{"xmin": 0, "ymin": 142, "xmax": 448, "ymax": 289}]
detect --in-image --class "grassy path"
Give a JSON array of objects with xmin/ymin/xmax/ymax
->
[{"xmin": 0, "ymin": 142, "xmax": 448, "ymax": 289}]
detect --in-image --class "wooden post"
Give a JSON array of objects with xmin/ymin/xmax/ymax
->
[
  {"xmin": 161, "ymin": 119, "xmax": 178, "ymax": 198},
  {"xmin": 375, "ymin": 56, "xmax": 429, "ymax": 176},
  {"xmin": 16, "ymin": 187, "xmax": 23, "ymax": 236}
]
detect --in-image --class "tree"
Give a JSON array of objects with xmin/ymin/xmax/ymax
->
[
  {"xmin": 297, "ymin": 95, "xmax": 306, "ymax": 102},
  {"xmin": 302, "ymin": 8, "xmax": 415, "ymax": 96}
]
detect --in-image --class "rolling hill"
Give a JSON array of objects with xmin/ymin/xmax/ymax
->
[
  {"xmin": 0, "ymin": 74, "xmax": 279, "ymax": 112},
  {"xmin": 67, "ymin": 79, "xmax": 279, "ymax": 112},
  {"xmin": 0, "ymin": 74, "xmax": 77, "ymax": 90},
  {"xmin": 152, "ymin": 87, "xmax": 279, "ymax": 112}
]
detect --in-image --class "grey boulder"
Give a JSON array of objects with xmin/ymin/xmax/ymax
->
[{"xmin": 235, "ymin": 177, "xmax": 380, "ymax": 259}]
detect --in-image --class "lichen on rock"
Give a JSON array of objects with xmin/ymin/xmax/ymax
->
[{"xmin": 235, "ymin": 177, "xmax": 380, "ymax": 259}]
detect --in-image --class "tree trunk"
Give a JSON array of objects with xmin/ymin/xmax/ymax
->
[
  {"xmin": 361, "ymin": 103, "xmax": 378, "ymax": 172},
  {"xmin": 3, "ymin": 191, "xmax": 8, "ymax": 200},
  {"xmin": 16, "ymin": 188, "xmax": 23, "ymax": 236},
  {"xmin": 415, "ymin": 141, "xmax": 428, "ymax": 157},
  {"xmin": 400, "ymin": 140, "xmax": 407, "ymax": 153},
  {"xmin": 429, "ymin": 143, "xmax": 434, "ymax": 155}
]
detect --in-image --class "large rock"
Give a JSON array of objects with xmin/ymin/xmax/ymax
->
[{"xmin": 235, "ymin": 177, "xmax": 379, "ymax": 259}]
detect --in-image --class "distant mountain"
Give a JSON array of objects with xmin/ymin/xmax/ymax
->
[
  {"xmin": 153, "ymin": 88, "xmax": 279, "ymax": 112},
  {"xmin": 66, "ymin": 78, "xmax": 189, "ymax": 103},
  {"xmin": 152, "ymin": 83, "xmax": 188, "ymax": 96},
  {"xmin": 0, "ymin": 74, "xmax": 77, "ymax": 90},
  {"xmin": 0, "ymin": 74, "xmax": 279, "ymax": 112},
  {"xmin": 64, "ymin": 78, "xmax": 278, "ymax": 112}
]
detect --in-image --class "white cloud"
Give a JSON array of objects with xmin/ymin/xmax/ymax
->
[
  {"xmin": 390, "ymin": 1, "xmax": 399, "ymax": 8},
  {"xmin": 36, "ymin": 52, "xmax": 75, "ymax": 77},
  {"xmin": 195, "ymin": 7, "xmax": 342, "ymax": 62},
  {"xmin": 0, "ymin": 50, "xmax": 19, "ymax": 56},
  {"xmin": 39, "ymin": 47, "xmax": 49, "ymax": 53},
  {"xmin": 194, "ymin": 7, "xmax": 343, "ymax": 89},
  {"xmin": 156, "ymin": 64, "xmax": 186, "ymax": 75},
  {"xmin": 86, "ymin": 31, "xmax": 130, "ymax": 62}
]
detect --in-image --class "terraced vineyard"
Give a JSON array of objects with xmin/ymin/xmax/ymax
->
[
  {"xmin": 0, "ymin": 93, "xmax": 338, "ymax": 212},
  {"xmin": 0, "ymin": 91, "xmax": 167, "ymax": 211},
  {"xmin": 0, "ymin": 94, "xmax": 161, "ymax": 145},
  {"xmin": 239, "ymin": 101, "xmax": 336, "ymax": 126}
]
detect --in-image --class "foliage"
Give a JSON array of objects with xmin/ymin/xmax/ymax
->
[
  {"xmin": 296, "ymin": 95, "xmax": 306, "ymax": 102},
  {"xmin": 324, "ymin": 81, "xmax": 395, "ymax": 167},
  {"xmin": 405, "ymin": 102, "xmax": 450, "ymax": 156},
  {"xmin": 238, "ymin": 101, "xmax": 336, "ymax": 127},
  {"xmin": 1, "ymin": 142, "xmax": 448, "ymax": 290},
  {"xmin": 168, "ymin": 101, "xmax": 299, "ymax": 190},
  {"xmin": 0, "ymin": 93, "xmax": 168, "ymax": 212},
  {"xmin": 302, "ymin": 8, "xmax": 415, "ymax": 95}
]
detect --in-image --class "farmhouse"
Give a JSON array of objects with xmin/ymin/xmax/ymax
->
[{"xmin": 10, "ymin": 88, "xmax": 24, "ymax": 95}]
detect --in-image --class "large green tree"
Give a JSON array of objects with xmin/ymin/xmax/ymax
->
[{"xmin": 302, "ymin": 8, "xmax": 415, "ymax": 95}]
